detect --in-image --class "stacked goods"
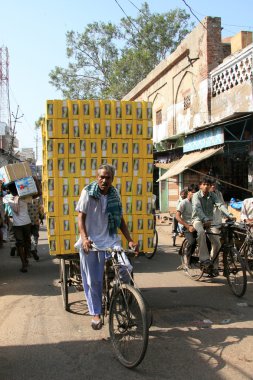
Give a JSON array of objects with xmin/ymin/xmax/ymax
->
[
  {"xmin": 42, "ymin": 99, "xmax": 154, "ymax": 255},
  {"xmin": 0, "ymin": 162, "xmax": 37, "ymax": 197}
]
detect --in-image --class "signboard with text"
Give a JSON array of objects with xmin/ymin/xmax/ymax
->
[{"xmin": 183, "ymin": 127, "xmax": 224, "ymax": 153}]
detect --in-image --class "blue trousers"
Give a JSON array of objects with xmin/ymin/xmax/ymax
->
[
  {"xmin": 79, "ymin": 250, "xmax": 105, "ymax": 316},
  {"xmin": 79, "ymin": 249, "xmax": 132, "ymax": 316}
]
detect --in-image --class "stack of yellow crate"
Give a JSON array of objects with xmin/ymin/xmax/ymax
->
[{"xmin": 42, "ymin": 99, "xmax": 154, "ymax": 255}]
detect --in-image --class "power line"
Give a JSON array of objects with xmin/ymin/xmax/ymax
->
[
  {"xmin": 182, "ymin": 0, "xmax": 207, "ymax": 30},
  {"xmin": 114, "ymin": 0, "xmax": 140, "ymax": 33}
]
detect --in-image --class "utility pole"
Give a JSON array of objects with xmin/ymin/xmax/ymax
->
[
  {"xmin": 8, "ymin": 105, "xmax": 23, "ymax": 163},
  {"xmin": 35, "ymin": 131, "xmax": 38, "ymax": 161}
]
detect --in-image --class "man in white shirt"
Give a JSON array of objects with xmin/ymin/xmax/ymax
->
[
  {"xmin": 3, "ymin": 182, "xmax": 31, "ymax": 273},
  {"xmin": 76, "ymin": 164, "xmax": 138, "ymax": 330},
  {"xmin": 241, "ymin": 197, "xmax": 253, "ymax": 224}
]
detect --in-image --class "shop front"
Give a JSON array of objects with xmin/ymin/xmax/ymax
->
[{"xmin": 157, "ymin": 114, "xmax": 253, "ymax": 212}]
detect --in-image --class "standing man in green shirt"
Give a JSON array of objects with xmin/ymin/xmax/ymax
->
[{"xmin": 192, "ymin": 176, "xmax": 234, "ymax": 275}]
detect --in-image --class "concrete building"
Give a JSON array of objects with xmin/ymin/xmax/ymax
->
[{"xmin": 124, "ymin": 16, "xmax": 253, "ymax": 212}]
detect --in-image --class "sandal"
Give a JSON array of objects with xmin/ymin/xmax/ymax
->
[{"xmin": 91, "ymin": 319, "xmax": 102, "ymax": 330}]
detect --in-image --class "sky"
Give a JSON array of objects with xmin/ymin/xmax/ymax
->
[{"xmin": 0, "ymin": 0, "xmax": 253, "ymax": 162}]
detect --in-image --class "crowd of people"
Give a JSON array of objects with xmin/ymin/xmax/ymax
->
[{"xmin": 0, "ymin": 177, "xmax": 44, "ymax": 273}]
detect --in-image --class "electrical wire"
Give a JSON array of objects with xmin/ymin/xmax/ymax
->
[{"xmin": 114, "ymin": 0, "xmax": 140, "ymax": 33}]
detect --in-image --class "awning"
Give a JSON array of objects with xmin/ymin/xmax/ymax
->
[
  {"xmin": 154, "ymin": 159, "xmax": 181, "ymax": 170},
  {"xmin": 157, "ymin": 146, "xmax": 223, "ymax": 182}
]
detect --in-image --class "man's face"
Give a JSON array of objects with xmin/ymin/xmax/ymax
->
[
  {"xmin": 97, "ymin": 169, "xmax": 113, "ymax": 195},
  {"xmin": 187, "ymin": 190, "xmax": 195, "ymax": 200},
  {"xmin": 200, "ymin": 182, "xmax": 211, "ymax": 195},
  {"xmin": 210, "ymin": 184, "xmax": 216, "ymax": 192}
]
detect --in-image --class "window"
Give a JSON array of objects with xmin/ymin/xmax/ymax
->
[
  {"xmin": 156, "ymin": 109, "xmax": 162, "ymax": 125},
  {"xmin": 184, "ymin": 95, "xmax": 191, "ymax": 110}
]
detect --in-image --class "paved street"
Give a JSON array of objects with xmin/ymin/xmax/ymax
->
[{"xmin": 0, "ymin": 223, "xmax": 253, "ymax": 380}]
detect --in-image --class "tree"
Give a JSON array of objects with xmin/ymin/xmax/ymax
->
[{"xmin": 49, "ymin": 2, "xmax": 193, "ymax": 100}]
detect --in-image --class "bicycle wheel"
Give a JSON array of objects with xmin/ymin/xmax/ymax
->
[
  {"xmin": 60, "ymin": 258, "xmax": 69, "ymax": 311},
  {"xmin": 181, "ymin": 239, "xmax": 203, "ymax": 281},
  {"xmin": 224, "ymin": 248, "xmax": 247, "ymax": 297},
  {"xmin": 109, "ymin": 284, "xmax": 149, "ymax": 368},
  {"xmin": 145, "ymin": 229, "xmax": 158, "ymax": 259},
  {"xmin": 241, "ymin": 241, "xmax": 253, "ymax": 277}
]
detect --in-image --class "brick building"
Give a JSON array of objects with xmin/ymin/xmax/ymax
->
[{"xmin": 124, "ymin": 16, "xmax": 253, "ymax": 212}]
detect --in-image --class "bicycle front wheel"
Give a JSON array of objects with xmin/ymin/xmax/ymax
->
[
  {"xmin": 224, "ymin": 248, "xmax": 247, "ymax": 297},
  {"xmin": 109, "ymin": 284, "xmax": 149, "ymax": 368},
  {"xmin": 145, "ymin": 229, "xmax": 158, "ymax": 259},
  {"xmin": 60, "ymin": 258, "xmax": 69, "ymax": 311}
]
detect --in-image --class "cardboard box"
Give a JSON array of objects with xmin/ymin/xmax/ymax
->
[
  {"xmin": 48, "ymin": 236, "xmax": 60, "ymax": 255},
  {"xmin": 69, "ymin": 139, "xmax": 80, "ymax": 158},
  {"xmin": 133, "ymin": 196, "xmax": 144, "ymax": 214},
  {"xmin": 125, "ymin": 214, "xmax": 133, "ymax": 233},
  {"xmin": 57, "ymin": 119, "xmax": 69, "ymax": 139},
  {"xmin": 121, "ymin": 158, "xmax": 131, "ymax": 177},
  {"xmin": 143, "ymin": 234, "xmax": 155, "ymax": 252},
  {"xmin": 69, "ymin": 119, "xmax": 80, "ymax": 139},
  {"xmin": 132, "ymin": 140, "xmax": 141, "ymax": 157},
  {"xmin": 57, "ymin": 159, "xmax": 69, "ymax": 177},
  {"xmin": 100, "ymin": 100, "xmax": 112, "ymax": 119},
  {"xmin": 133, "ymin": 177, "xmax": 143, "ymax": 196},
  {"xmin": 132, "ymin": 158, "xmax": 143, "ymax": 177},
  {"xmin": 89, "ymin": 140, "xmax": 101, "ymax": 157},
  {"xmin": 80, "ymin": 120, "xmax": 91, "ymax": 138},
  {"xmin": 111, "ymin": 140, "xmax": 120, "ymax": 157},
  {"xmin": 59, "ymin": 197, "xmax": 70, "ymax": 217},
  {"xmin": 79, "ymin": 100, "xmax": 93, "ymax": 119},
  {"xmin": 133, "ymin": 216, "xmax": 144, "ymax": 232},
  {"xmin": 0, "ymin": 162, "xmax": 32, "ymax": 185},
  {"xmin": 144, "ymin": 159, "xmax": 153, "ymax": 177},
  {"xmin": 122, "ymin": 196, "xmax": 132, "ymax": 215},
  {"xmin": 142, "ymin": 141, "xmax": 153, "ymax": 158},
  {"xmin": 15, "ymin": 176, "xmax": 37, "ymax": 197},
  {"xmin": 91, "ymin": 120, "xmax": 104, "ymax": 139},
  {"xmin": 69, "ymin": 197, "xmax": 79, "ymax": 216},
  {"xmin": 122, "ymin": 101, "xmax": 133, "ymax": 120},
  {"xmin": 121, "ymin": 140, "xmax": 132, "ymax": 157},
  {"xmin": 57, "ymin": 140, "xmax": 69, "ymax": 158},
  {"xmin": 104, "ymin": 120, "xmax": 112, "ymax": 138},
  {"xmin": 114, "ymin": 177, "xmax": 122, "ymax": 196},
  {"xmin": 122, "ymin": 177, "xmax": 133, "ymax": 195},
  {"xmin": 47, "ymin": 216, "xmax": 59, "ymax": 236},
  {"xmin": 68, "ymin": 100, "xmax": 79, "ymax": 118},
  {"xmin": 69, "ymin": 159, "xmax": 79, "ymax": 178},
  {"xmin": 59, "ymin": 217, "xmax": 72, "ymax": 235},
  {"xmin": 70, "ymin": 178, "xmax": 82, "ymax": 197},
  {"xmin": 79, "ymin": 139, "xmax": 91, "ymax": 157},
  {"xmin": 47, "ymin": 197, "xmax": 59, "ymax": 216},
  {"xmin": 58, "ymin": 178, "xmax": 70, "ymax": 197},
  {"xmin": 133, "ymin": 101, "xmax": 143, "ymax": 120},
  {"xmin": 111, "ymin": 100, "xmax": 122, "ymax": 119},
  {"xmin": 59, "ymin": 235, "xmax": 76, "ymax": 254},
  {"xmin": 112, "ymin": 121, "xmax": 123, "ymax": 138},
  {"xmin": 78, "ymin": 158, "xmax": 91, "ymax": 177},
  {"xmin": 133, "ymin": 121, "xmax": 144, "ymax": 139},
  {"xmin": 145, "ymin": 178, "xmax": 153, "ymax": 195},
  {"xmin": 122, "ymin": 121, "xmax": 133, "ymax": 138},
  {"xmin": 144, "ymin": 215, "xmax": 154, "ymax": 232}
]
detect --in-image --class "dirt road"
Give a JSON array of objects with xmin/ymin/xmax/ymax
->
[{"xmin": 0, "ymin": 224, "xmax": 253, "ymax": 380}]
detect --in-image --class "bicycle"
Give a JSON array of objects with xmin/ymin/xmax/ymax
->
[
  {"xmin": 144, "ymin": 213, "xmax": 158, "ymax": 259},
  {"xmin": 237, "ymin": 223, "xmax": 253, "ymax": 277},
  {"xmin": 92, "ymin": 243, "xmax": 150, "ymax": 368},
  {"xmin": 179, "ymin": 221, "xmax": 247, "ymax": 297}
]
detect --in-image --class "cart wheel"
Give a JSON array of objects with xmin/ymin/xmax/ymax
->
[
  {"xmin": 60, "ymin": 258, "xmax": 69, "ymax": 311},
  {"xmin": 144, "ymin": 229, "xmax": 158, "ymax": 259}
]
